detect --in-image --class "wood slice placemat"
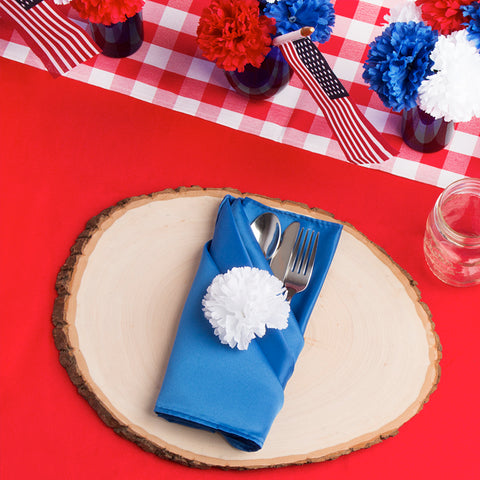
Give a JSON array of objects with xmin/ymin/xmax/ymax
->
[{"xmin": 52, "ymin": 187, "xmax": 441, "ymax": 469}]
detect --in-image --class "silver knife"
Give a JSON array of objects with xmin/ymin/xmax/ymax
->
[{"xmin": 270, "ymin": 221, "xmax": 300, "ymax": 283}]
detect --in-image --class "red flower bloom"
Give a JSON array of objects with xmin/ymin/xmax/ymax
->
[
  {"xmin": 196, "ymin": 0, "xmax": 276, "ymax": 72},
  {"xmin": 71, "ymin": 0, "xmax": 144, "ymax": 25},
  {"xmin": 416, "ymin": 0, "xmax": 476, "ymax": 35}
]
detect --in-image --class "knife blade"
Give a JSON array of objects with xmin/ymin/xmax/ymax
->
[{"xmin": 270, "ymin": 221, "xmax": 300, "ymax": 282}]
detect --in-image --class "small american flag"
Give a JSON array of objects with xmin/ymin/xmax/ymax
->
[
  {"xmin": 0, "ymin": 0, "xmax": 100, "ymax": 77},
  {"xmin": 275, "ymin": 31, "xmax": 397, "ymax": 165}
]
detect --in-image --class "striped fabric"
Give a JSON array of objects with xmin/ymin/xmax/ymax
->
[
  {"xmin": 278, "ymin": 36, "xmax": 397, "ymax": 165},
  {"xmin": 0, "ymin": 0, "xmax": 100, "ymax": 77}
]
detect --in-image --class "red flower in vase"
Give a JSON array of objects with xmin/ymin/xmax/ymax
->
[
  {"xmin": 71, "ymin": 0, "xmax": 144, "ymax": 25},
  {"xmin": 197, "ymin": 0, "xmax": 276, "ymax": 72},
  {"xmin": 415, "ymin": 0, "xmax": 476, "ymax": 35}
]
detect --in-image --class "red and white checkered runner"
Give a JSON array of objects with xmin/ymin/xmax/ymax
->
[{"xmin": 0, "ymin": 0, "xmax": 478, "ymax": 186}]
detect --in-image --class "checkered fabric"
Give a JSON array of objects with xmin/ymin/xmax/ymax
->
[{"xmin": 1, "ymin": 0, "xmax": 479, "ymax": 187}]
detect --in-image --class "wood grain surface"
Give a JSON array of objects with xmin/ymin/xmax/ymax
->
[{"xmin": 52, "ymin": 187, "xmax": 441, "ymax": 469}]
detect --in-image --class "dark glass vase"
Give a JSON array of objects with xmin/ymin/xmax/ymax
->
[
  {"xmin": 401, "ymin": 105, "xmax": 454, "ymax": 153},
  {"xmin": 89, "ymin": 11, "xmax": 144, "ymax": 58},
  {"xmin": 224, "ymin": 46, "xmax": 293, "ymax": 100}
]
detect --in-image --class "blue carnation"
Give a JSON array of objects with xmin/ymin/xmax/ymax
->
[
  {"xmin": 362, "ymin": 21, "xmax": 438, "ymax": 112},
  {"xmin": 264, "ymin": 0, "xmax": 335, "ymax": 44},
  {"xmin": 462, "ymin": 2, "xmax": 480, "ymax": 50}
]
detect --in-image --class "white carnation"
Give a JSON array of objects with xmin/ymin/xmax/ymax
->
[
  {"xmin": 418, "ymin": 30, "xmax": 480, "ymax": 123},
  {"xmin": 384, "ymin": 0, "xmax": 422, "ymax": 24},
  {"xmin": 202, "ymin": 267, "xmax": 290, "ymax": 350}
]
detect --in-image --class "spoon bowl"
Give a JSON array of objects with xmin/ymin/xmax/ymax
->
[{"xmin": 251, "ymin": 212, "xmax": 282, "ymax": 260}]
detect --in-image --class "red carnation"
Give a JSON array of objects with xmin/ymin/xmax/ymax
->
[
  {"xmin": 416, "ymin": 0, "xmax": 476, "ymax": 35},
  {"xmin": 71, "ymin": 0, "xmax": 144, "ymax": 25},
  {"xmin": 196, "ymin": 0, "xmax": 276, "ymax": 72}
]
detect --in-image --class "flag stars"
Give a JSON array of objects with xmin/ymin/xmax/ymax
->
[
  {"xmin": 16, "ymin": 0, "xmax": 42, "ymax": 8},
  {"xmin": 293, "ymin": 38, "xmax": 348, "ymax": 100}
]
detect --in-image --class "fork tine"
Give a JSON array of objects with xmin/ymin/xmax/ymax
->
[
  {"xmin": 297, "ymin": 230, "xmax": 311, "ymax": 275},
  {"xmin": 304, "ymin": 232, "xmax": 319, "ymax": 279},
  {"xmin": 284, "ymin": 229, "xmax": 319, "ymax": 301},
  {"xmin": 295, "ymin": 230, "xmax": 309, "ymax": 274},
  {"xmin": 298, "ymin": 230, "xmax": 317, "ymax": 275}
]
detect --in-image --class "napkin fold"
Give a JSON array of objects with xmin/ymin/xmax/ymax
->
[{"xmin": 154, "ymin": 195, "xmax": 343, "ymax": 451}]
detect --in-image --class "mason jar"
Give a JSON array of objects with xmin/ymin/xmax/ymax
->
[{"xmin": 424, "ymin": 178, "xmax": 480, "ymax": 287}]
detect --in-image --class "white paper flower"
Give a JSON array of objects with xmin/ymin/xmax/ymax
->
[
  {"xmin": 418, "ymin": 30, "xmax": 480, "ymax": 122},
  {"xmin": 384, "ymin": 0, "xmax": 422, "ymax": 24},
  {"xmin": 53, "ymin": 0, "xmax": 71, "ymax": 4},
  {"xmin": 202, "ymin": 267, "xmax": 290, "ymax": 350}
]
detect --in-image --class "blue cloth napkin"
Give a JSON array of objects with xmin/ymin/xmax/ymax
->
[{"xmin": 154, "ymin": 195, "xmax": 343, "ymax": 451}]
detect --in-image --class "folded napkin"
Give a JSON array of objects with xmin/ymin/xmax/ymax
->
[{"xmin": 154, "ymin": 195, "xmax": 343, "ymax": 451}]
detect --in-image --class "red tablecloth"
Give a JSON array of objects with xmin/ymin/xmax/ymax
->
[{"xmin": 1, "ymin": 56, "xmax": 480, "ymax": 479}]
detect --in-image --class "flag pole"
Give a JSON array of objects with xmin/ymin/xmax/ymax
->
[{"xmin": 272, "ymin": 27, "xmax": 315, "ymax": 46}]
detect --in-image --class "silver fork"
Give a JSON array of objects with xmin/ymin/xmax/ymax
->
[{"xmin": 284, "ymin": 228, "xmax": 319, "ymax": 301}]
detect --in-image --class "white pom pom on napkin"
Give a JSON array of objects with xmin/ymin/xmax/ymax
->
[{"xmin": 202, "ymin": 267, "xmax": 290, "ymax": 350}]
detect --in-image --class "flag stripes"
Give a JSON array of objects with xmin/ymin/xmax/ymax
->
[
  {"xmin": 0, "ymin": 0, "xmax": 100, "ymax": 77},
  {"xmin": 279, "ymin": 37, "xmax": 397, "ymax": 165}
]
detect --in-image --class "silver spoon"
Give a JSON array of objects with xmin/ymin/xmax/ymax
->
[{"xmin": 250, "ymin": 212, "xmax": 282, "ymax": 261}]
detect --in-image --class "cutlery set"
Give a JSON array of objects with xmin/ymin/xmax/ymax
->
[{"xmin": 251, "ymin": 213, "xmax": 319, "ymax": 300}]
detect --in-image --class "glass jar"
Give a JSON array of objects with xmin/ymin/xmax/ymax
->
[
  {"xmin": 402, "ymin": 105, "xmax": 454, "ymax": 153},
  {"xmin": 224, "ymin": 46, "xmax": 293, "ymax": 100},
  {"xmin": 424, "ymin": 178, "xmax": 480, "ymax": 286},
  {"xmin": 89, "ymin": 11, "xmax": 144, "ymax": 58}
]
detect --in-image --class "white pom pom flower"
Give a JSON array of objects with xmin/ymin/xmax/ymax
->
[
  {"xmin": 418, "ymin": 30, "xmax": 480, "ymax": 122},
  {"xmin": 384, "ymin": 0, "xmax": 422, "ymax": 24},
  {"xmin": 202, "ymin": 267, "xmax": 290, "ymax": 350}
]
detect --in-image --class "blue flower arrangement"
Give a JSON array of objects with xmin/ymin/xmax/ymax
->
[
  {"xmin": 462, "ymin": 1, "xmax": 480, "ymax": 50},
  {"xmin": 263, "ymin": 0, "xmax": 335, "ymax": 44},
  {"xmin": 362, "ymin": 21, "xmax": 438, "ymax": 112}
]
